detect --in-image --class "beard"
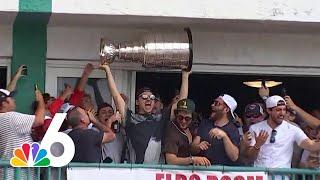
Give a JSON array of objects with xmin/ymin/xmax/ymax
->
[
  {"xmin": 271, "ymin": 116, "xmax": 284, "ymax": 125},
  {"xmin": 211, "ymin": 109, "xmax": 224, "ymax": 121}
]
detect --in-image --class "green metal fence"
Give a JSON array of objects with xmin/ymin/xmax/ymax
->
[{"xmin": 1, "ymin": 160, "xmax": 320, "ymax": 180}]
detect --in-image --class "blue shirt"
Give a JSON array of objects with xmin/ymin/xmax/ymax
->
[{"xmin": 197, "ymin": 119, "xmax": 240, "ymax": 166}]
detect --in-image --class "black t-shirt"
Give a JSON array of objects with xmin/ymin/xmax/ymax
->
[
  {"xmin": 69, "ymin": 128, "xmax": 104, "ymax": 163},
  {"xmin": 163, "ymin": 121, "xmax": 191, "ymax": 158},
  {"xmin": 125, "ymin": 107, "xmax": 171, "ymax": 164},
  {"xmin": 197, "ymin": 119, "xmax": 240, "ymax": 166}
]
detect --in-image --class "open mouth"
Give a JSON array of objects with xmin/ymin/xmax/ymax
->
[{"xmin": 145, "ymin": 101, "xmax": 152, "ymax": 108}]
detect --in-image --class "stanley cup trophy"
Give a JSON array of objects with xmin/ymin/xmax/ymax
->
[{"xmin": 100, "ymin": 28, "xmax": 193, "ymax": 71}]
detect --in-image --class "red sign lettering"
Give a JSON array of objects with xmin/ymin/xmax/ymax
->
[{"xmin": 176, "ymin": 174, "xmax": 187, "ymax": 180}]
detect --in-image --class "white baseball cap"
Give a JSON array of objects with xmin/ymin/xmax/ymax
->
[
  {"xmin": 219, "ymin": 94, "xmax": 237, "ymax": 119},
  {"xmin": 266, "ymin": 95, "xmax": 286, "ymax": 108},
  {"xmin": 0, "ymin": 89, "xmax": 14, "ymax": 99},
  {"xmin": 59, "ymin": 103, "xmax": 75, "ymax": 113}
]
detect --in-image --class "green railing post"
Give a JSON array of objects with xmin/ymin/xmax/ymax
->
[
  {"xmin": 57, "ymin": 167, "xmax": 62, "ymax": 180},
  {"xmin": 46, "ymin": 167, "xmax": 51, "ymax": 180},
  {"xmin": 36, "ymin": 168, "xmax": 41, "ymax": 180},
  {"xmin": 14, "ymin": 167, "xmax": 21, "ymax": 180},
  {"xmin": 3, "ymin": 167, "xmax": 8, "ymax": 180}
]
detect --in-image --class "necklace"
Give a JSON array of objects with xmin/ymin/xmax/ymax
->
[{"xmin": 171, "ymin": 121, "xmax": 192, "ymax": 143}]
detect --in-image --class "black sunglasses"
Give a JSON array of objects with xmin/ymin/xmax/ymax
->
[{"xmin": 270, "ymin": 129, "xmax": 277, "ymax": 143}]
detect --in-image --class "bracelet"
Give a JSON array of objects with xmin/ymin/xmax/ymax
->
[{"xmin": 253, "ymin": 144, "xmax": 261, "ymax": 150}]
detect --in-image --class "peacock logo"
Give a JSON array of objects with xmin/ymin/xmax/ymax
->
[
  {"xmin": 9, "ymin": 113, "xmax": 75, "ymax": 167},
  {"xmin": 10, "ymin": 143, "xmax": 50, "ymax": 167}
]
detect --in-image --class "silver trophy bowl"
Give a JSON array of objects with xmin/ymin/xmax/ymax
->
[{"xmin": 100, "ymin": 28, "xmax": 193, "ymax": 71}]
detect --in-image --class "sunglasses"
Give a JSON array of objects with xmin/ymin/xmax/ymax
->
[
  {"xmin": 139, "ymin": 94, "xmax": 156, "ymax": 100},
  {"xmin": 212, "ymin": 100, "xmax": 224, "ymax": 107},
  {"xmin": 177, "ymin": 115, "xmax": 192, "ymax": 122},
  {"xmin": 270, "ymin": 129, "xmax": 277, "ymax": 143},
  {"xmin": 246, "ymin": 114, "xmax": 261, "ymax": 118}
]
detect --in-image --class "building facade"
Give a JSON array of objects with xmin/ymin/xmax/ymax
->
[{"xmin": 1, "ymin": 0, "xmax": 320, "ymax": 112}]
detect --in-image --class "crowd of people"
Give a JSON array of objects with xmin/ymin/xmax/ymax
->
[{"xmin": 1, "ymin": 63, "xmax": 320, "ymax": 179}]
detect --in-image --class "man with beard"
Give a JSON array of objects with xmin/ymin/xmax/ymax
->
[
  {"xmin": 100, "ymin": 64, "xmax": 190, "ymax": 164},
  {"xmin": 247, "ymin": 95, "xmax": 320, "ymax": 169},
  {"xmin": 163, "ymin": 99, "xmax": 211, "ymax": 166},
  {"xmin": 192, "ymin": 94, "xmax": 240, "ymax": 166}
]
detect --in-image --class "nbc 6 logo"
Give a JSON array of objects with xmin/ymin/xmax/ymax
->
[{"xmin": 10, "ymin": 113, "xmax": 75, "ymax": 167}]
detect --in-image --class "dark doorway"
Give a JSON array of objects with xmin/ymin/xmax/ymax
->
[
  {"xmin": 136, "ymin": 72, "xmax": 320, "ymax": 118},
  {"xmin": 0, "ymin": 67, "xmax": 7, "ymax": 89}
]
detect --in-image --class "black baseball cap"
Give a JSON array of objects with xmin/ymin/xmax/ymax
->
[
  {"xmin": 176, "ymin": 99, "xmax": 195, "ymax": 113},
  {"xmin": 136, "ymin": 87, "xmax": 154, "ymax": 98}
]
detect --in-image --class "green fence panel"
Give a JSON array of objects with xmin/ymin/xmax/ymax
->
[{"xmin": 1, "ymin": 160, "xmax": 320, "ymax": 180}]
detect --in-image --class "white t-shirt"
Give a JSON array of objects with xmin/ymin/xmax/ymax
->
[
  {"xmin": 249, "ymin": 120, "xmax": 308, "ymax": 168},
  {"xmin": 0, "ymin": 111, "xmax": 35, "ymax": 180}
]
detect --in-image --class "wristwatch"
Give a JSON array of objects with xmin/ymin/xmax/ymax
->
[{"xmin": 189, "ymin": 156, "xmax": 194, "ymax": 164}]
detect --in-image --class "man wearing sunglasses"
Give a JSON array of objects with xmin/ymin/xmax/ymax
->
[
  {"xmin": 100, "ymin": 64, "xmax": 190, "ymax": 164},
  {"xmin": 247, "ymin": 95, "xmax": 320, "ymax": 170},
  {"xmin": 192, "ymin": 94, "xmax": 240, "ymax": 166},
  {"xmin": 163, "ymin": 99, "xmax": 211, "ymax": 166}
]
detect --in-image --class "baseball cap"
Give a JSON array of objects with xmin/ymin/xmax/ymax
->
[
  {"xmin": 176, "ymin": 99, "xmax": 195, "ymax": 113},
  {"xmin": 266, "ymin": 95, "xmax": 286, "ymax": 108},
  {"xmin": 219, "ymin": 94, "xmax": 237, "ymax": 119},
  {"xmin": 136, "ymin": 87, "xmax": 153, "ymax": 98},
  {"xmin": 59, "ymin": 103, "xmax": 75, "ymax": 113},
  {"xmin": 245, "ymin": 103, "xmax": 264, "ymax": 116},
  {"xmin": 0, "ymin": 89, "xmax": 14, "ymax": 100}
]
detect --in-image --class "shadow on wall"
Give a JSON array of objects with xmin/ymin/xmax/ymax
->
[{"xmin": 0, "ymin": 67, "xmax": 7, "ymax": 89}]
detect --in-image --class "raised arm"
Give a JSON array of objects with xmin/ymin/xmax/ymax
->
[
  {"xmin": 87, "ymin": 109, "xmax": 116, "ymax": 144},
  {"xmin": 170, "ymin": 70, "xmax": 191, "ymax": 119},
  {"xmin": 100, "ymin": 64, "xmax": 126, "ymax": 122},
  {"xmin": 76, "ymin": 63, "xmax": 94, "ymax": 92},
  {"xmin": 33, "ymin": 89, "xmax": 46, "ymax": 127},
  {"xmin": 7, "ymin": 65, "xmax": 25, "ymax": 92},
  {"xmin": 285, "ymin": 96, "xmax": 320, "ymax": 129},
  {"xmin": 246, "ymin": 130, "xmax": 269, "ymax": 163},
  {"xmin": 299, "ymin": 139, "xmax": 320, "ymax": 152}
]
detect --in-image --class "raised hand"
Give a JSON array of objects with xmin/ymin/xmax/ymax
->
[
  {"xmin": 60, "ymin": 84, "xmax": 73, "ymax": 100},
  {"xmin": 284, "ymin": 96, "xmax": 298, "ymax": 111},
  {"xmin": 259, "ymin": 86, "xmax": 269, "ymax": 99},
  {"xmin": 254, "ymin": 130, "xmax": 269, "ymax": 148},
  {"xmin": 209, "ymin": 128, "xmax": 227, "ymax": 140},
  {"xmin": 99, "ymin": 63, "xmax": 111, "ymax": 72},
  {"xmin": 83, "ymin": 63, "xmax": 94, "ymax": 76},
  {"xmin": 87, "ymin": 109, "xmax": 98, "ymax": 123},
  {"xmin": 35, "ymin": 89, "xmax": 44, "ymax": 102}
]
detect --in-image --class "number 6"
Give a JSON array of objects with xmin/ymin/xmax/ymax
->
[{"xmin": 41, "ymin": 113, "xmax": 75, "ymax": 167}]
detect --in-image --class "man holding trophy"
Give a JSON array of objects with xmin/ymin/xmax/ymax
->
[{"xmin": 99, "ymin": 28, "xmax": 193, "ymax": 164}]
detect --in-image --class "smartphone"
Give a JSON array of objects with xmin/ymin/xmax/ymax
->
[
  {"xmin": 34, "ymin": 84, "xmax": 38, "ymax": 91},
  {"xmin": 261, "ymin": 80, "xmax": 266, "ymax": 88},
  {"xmin": 21, "ymin": 65, "xmax": 27, "ymax": 76},
  {"xmin": 281, "ymin": 88, "xmax": 287, "ymax": 97}
]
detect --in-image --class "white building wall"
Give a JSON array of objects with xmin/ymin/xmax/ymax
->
[
  {"xmin": 52, "ymin": 0, "xmax": 320, "ymax": 22},
  {"xmin": 47, "ymin": 26, "xmax": 320, "ymax": 75},
  {"xmin": 0, "ymin": 26, "xmax": 13, "ymax": 57}
]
